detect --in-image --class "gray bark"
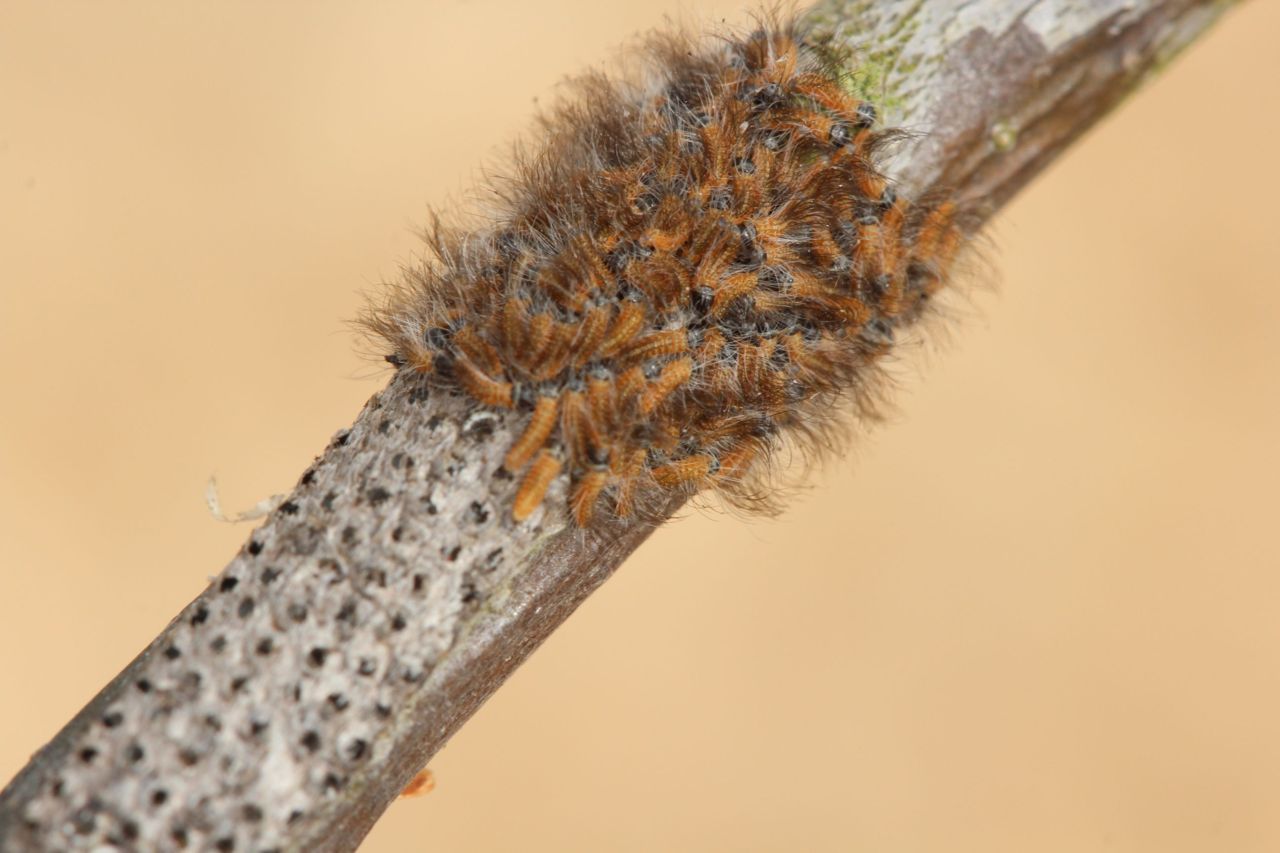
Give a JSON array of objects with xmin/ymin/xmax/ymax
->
[{"xmin": 0, "ymin": 0, "xmax": 1235, "ymax": 850}]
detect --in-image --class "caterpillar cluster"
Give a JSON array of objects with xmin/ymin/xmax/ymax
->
[{"xmin": 366, "ymin": 20, "xmax": 964, "ymax": 527}]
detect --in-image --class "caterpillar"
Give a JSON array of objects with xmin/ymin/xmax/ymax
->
[{"xmin": 364, "ymin": 17, "xmax": 966, "ymax": 526}]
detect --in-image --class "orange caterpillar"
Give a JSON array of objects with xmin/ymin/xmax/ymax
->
[
  {"xmin": 364, "ymin": 18, "xmax": 966, "ymax": 526},
  {"xmin": 399, "ymin": 768, "xmax": 435, "ymax": 799}
]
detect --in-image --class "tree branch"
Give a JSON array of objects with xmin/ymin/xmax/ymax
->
[{"xmin": 0, "ymin": 0, "xmax": 1235, "ymax": 850}]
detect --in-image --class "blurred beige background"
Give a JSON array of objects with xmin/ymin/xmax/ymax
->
[{"xmin": 2, "ymin": 2, "xmax": 1278, "ymax": 851}]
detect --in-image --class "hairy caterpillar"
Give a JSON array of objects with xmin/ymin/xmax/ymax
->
[{"xmin": 364, "ymin": 17, "xmax": 966, "ymax": 526}]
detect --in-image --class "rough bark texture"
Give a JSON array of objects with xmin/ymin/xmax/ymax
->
[
  {"xmin": 805, "ymin": 0, "xmax": 1231, "ymax": 210},
  {"xmin": 0, "ymin": 0, "xmax": 1235, "ymax": 850}
]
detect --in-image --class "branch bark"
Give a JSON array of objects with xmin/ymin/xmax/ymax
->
[{"xmin": 0, "ymin": 0, "xmax": 1235, "ymax": 850}]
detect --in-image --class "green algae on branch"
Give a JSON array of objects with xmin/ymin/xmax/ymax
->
[
  {"xmin": 991, "ymin": 120, "xmax": 1018, "ymax": 152},
  {"xmin": 802, "ymin": 0, "xmax": 931, "ymax": 119}
]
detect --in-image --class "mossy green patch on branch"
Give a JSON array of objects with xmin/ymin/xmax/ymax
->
[
  {"xmin": 803, "ymin": 0, "xmax": 930, "ymax": 119},
  {"xmin": 991, "ymin": 120, "xmax": 1018, "ymax": 152}
]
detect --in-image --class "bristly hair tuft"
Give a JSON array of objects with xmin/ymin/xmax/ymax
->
[{"xmin": 361, "ymin": 15, "xmax": 968, "ymax": 526}]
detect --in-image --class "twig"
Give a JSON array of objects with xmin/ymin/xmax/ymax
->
[{"xmin": 0, "ymin": 0, "xmax": 1235, "ymax": 850}]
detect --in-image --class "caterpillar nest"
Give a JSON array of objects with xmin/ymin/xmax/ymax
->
[{"xmin": 365, "ymin": 20, "xmax": 965, "ymax": 527}]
